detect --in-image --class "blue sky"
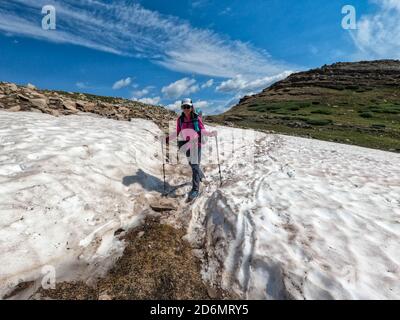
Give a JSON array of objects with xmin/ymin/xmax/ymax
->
[{"xmin": 0, "ymin": 0, "xmax": 398, "ymax": 114}]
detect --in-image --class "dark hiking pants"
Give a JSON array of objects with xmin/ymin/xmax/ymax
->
[
  {"xmin": 179, "ymin": 141, "xmax": 204, "ymax": 192},
  {"xmin": 189, "ymin": 147, "xmax": 204, "ymax": 192}
]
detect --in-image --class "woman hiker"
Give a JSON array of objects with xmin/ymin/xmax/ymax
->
[{"xmin": 166, "ymin": 98, "xmax": 217, "ymax": 202}]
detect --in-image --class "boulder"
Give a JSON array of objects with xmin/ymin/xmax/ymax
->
[
  {"xmin": 49, "ymin": 97, "xmax": 62, "ymax": 105},
  {"xmin": 7, "ymin": 83, "xmax": 18, "ymax": 92},
  {"xmin": 30, "ymin": 108, "xmax": 43, "ymax": 113},
  {"xmin": 17, "ymin": 94, "xmax": 30, "ymax": 101},
  {"xmin": 29, "ymin": 98, "xmax": 48, "ymax": 109},
  {"xmin": 8, "ymin": 105, "xmax": 21, "ymax": 112},
  {"xmin": 76, "ymin": 101, "xmax": 95, "ymax": 112},
  {"xmin": 50, "ymin": 109, "xmax": 60, "ymax": 117},
  {"xmin": 62, "ymin": 100, "xmax": 78, "ymax": 112},
  {"xmin": 31, "ymin": 93, "xmax": 47, "ymax": 100}
]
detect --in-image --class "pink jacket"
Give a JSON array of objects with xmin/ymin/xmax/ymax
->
[{"xmin": 176, "ymin": 115, "xmax": 208, "ymax": 148}]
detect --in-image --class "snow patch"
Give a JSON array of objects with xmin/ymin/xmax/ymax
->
[
  {"xmin": 187, "ymin": 128, "xmax": 400, "ymax": 300},
  {"xmin": 0, "ymin": 111, "xmax": 162, "ymax": 298}
]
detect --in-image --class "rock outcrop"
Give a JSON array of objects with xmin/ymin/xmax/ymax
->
[
  {"xmin": 0, "ymin": 82, "xmax": 176, "ymax": 129},
  {"xmin": 269, "ymin": 59, "xmax": 400, "ymax": 92}
]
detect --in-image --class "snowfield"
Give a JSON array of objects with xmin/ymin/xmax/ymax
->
[
  {"xmin": 0, "ymin": 111, "xmax": 163, "ymax": 298},
  {"xmin": 0, "ymin": 110, "xmax": 399, "ymax": 300},
  {"xmin": 188, "ymin": 127, "xmax": 400, "ymax": 300}
]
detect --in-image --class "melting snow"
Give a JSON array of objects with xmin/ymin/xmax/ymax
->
[
  {"xmin": 0, "ymin": 111, "xmax": 162, "ymax": 298},
  {"xmin": 1, "ymin": 110, "xmax": 399, "ymax": 300}
]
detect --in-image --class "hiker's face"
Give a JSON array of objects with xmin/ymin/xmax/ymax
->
[{"xmin": 182, "ymin": 106, "xmax": 192, "ymax": 116}]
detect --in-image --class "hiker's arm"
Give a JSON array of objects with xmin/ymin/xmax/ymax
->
[{"xmin": 199, "ymin": 118, "xmax": 218, "ymax": 137}]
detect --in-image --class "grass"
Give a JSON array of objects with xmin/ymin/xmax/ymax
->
[{"xmin": 210, "ymin": 88, "xmax": 400, "ymax": 152}]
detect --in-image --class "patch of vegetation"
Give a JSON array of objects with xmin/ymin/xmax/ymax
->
[
  {"xmin": 359, "ymin": 112, "xmax": 374, "ymax": 118},
  {"xmin": 249, "ymin": 105, "xmax": 281, "ymax": 113},
  {"xmin": 305, "ymin": 119, "xmax": 333, "ymax": 126},
  {"xmin": 211, "ymin": 87, "xmax": 400, "ymax": 152},
  {"xmin": 311, "ymin": 109, "xmax": 333, "ymax": 115},
  {"xmin": 371, "ymin": 124, "xmax": 386, "ymax": 129}
]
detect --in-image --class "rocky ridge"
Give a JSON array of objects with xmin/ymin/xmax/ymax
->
[
  {"xmin": 237, "ymin": 59, "xmax": 400, "ymax": 105},
  {"xmin": 0, "ymin": 82, "xmax": 176, "ymax": 129}
]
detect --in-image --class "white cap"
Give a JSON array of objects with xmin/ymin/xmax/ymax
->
[{"xmin": 181, "ymin": 98, "xmax": 193, "ymax": 107}]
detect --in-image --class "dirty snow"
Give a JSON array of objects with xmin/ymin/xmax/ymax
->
[
  {"xmin": 185, "ymin": 127, "xmax": 400, "ymax": 300},
  {"xmin": 1, "ymin": 110, "xmax": 399, "ymax": 300},
  {"xmin": 0, "ymin": 111, "xmax": 163, "ymax": 298}
]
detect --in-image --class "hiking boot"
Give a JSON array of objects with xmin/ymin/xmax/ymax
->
[{"xmin": 187, "ymin": 190, "xmax": 199, "ymax": 202}]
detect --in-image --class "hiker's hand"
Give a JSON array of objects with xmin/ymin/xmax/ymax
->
[{"xmin": 210, "ymin": 131, "xmax": 218, "ymax": 137}]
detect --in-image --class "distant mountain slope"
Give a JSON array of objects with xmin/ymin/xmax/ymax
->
[{"xmin": 211, "ymin": 60, "xmax": 400, "ymax": 152}]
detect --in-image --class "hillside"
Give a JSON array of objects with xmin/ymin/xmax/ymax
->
[
  {"xmin": 210, "ymin": 60, "xmax": 400, "ymax": 152},
  {"xmin": 0, "ymin": 82, "xmax": 176, "ymax": 129}
]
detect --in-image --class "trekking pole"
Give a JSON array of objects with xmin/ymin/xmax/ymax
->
[
  {"xmin": 161, "ymin": 136, "xmax": 166, "ymax": 196},
  {"xmin": 215, "ymin": 135, "xmax": 223, "ymax": 186},
  {"xmin": 176, "ymin": 138, "xmax": 179, "ymax": 164}
]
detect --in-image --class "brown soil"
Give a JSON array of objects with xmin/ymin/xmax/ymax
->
[{"xmin": 37, "ymin": 217, "xmax": 232, "ymax": 300}]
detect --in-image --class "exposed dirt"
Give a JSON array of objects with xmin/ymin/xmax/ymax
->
[{"xmin": 36, "ymin": 216, "xmax": 233, "ymax": 300}]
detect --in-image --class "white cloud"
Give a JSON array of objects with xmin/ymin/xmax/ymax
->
[
  {"xmin": 132, "ymin": 89, "xmax": 149, "ymax": 98},
  {"xmin": 165, "ymin": 100, "xmax": 182, "ymax": 112},
  {"xmin": 133, "ymin": 96, "xmax": 161, "ymax": 105},
  {"xmin": 193, "ymin": 100, "xmax": 209, "ymax": 109},
  {"xmin": 220, "ymin": 7, "xmax": 232, "ymax": 16},
  {"xmin": 132, "ymin": 86, "xmax": 154, "ymax": 98},
  {"xmin": 201, "ymin": 79, "xmax": 214, "ymax": 89},
  {"xmin": 112, "ymin": 77, "xmax": 132, "ymax": 90},
  {"xmin": 216, "ymin": 71, "xmax": 293, "ymax": 94},
  {"xmin": 76, "ymin": 82, "xmax": 88, "ymax": 89},
  {"xmin": 350, "ymin": 0, "xmax": 400, "ymax": 59},
  {"xmin": 190, "ymin": 0, "xmax": 209, "ymax": 8},
  {"xmin": 0, "ymin": 0, "xmax": 293, "ymax": 78},
  {"xmin": 162, "ymin": 78, "xmax": 199, "ymax": 99}
]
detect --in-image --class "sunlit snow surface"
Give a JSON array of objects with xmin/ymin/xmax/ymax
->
[
  {"xmin": 0, "ymin": 111, "xmax": 162, "ymax": 298},
  {"xmin": 1, "ymin": 110, "xmax": 399, "ymax": 300},
  {"xmin": 189, "ymin": 126, "xmax": 400, "ymax": 300}
]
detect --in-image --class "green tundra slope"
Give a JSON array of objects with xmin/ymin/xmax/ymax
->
[{"xmin": 210, "ymin": 60, "xmax": 400, "ymax": 152}]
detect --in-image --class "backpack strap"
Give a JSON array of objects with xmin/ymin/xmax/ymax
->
[
  {"xmin": 179, "ymin": 113, "xmax": 200, "ymax": 133},
  {"xmin": 179, "ymin": 114, "xmax": 184, "ymax": 131}
]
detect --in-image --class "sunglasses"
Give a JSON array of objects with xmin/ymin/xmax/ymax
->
[{"xmin": 181, "ymin": 105, "xmax": 192, "ymax": 110}]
